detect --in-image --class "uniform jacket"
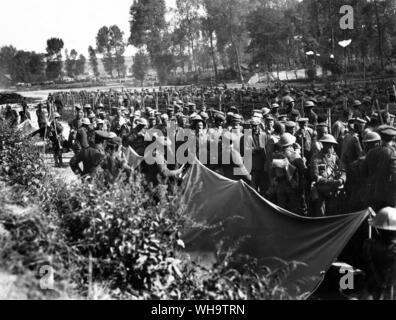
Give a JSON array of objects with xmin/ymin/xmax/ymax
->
[
  {"xmin": 341, "ymin": 132, "xmax": 363, "ymax": 168},
  {"xmin": 362, "ymin": 144, "xmax": 396, "ymax": 207},
  {"xmin": 70, "ymin": 144, "xmax": 106, "ymax": 178}
]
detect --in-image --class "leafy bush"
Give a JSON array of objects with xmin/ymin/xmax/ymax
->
[{"xmin": 0, "ymin": 123, "xmax": 303, "ymax": 300}]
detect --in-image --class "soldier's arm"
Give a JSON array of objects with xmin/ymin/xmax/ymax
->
[
  {"xmin": 389, "ymin": 151, "xmax": 396, "ymax": 182},
  {"xmin": 156, "ymin": 153, "xmax": 183, "ymax": 178}
]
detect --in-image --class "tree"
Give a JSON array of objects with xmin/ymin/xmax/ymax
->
[
  {"xmin": 175, "ymin": 0, "xmax": 202, "ymax": 72},
  {"xmin": 201, "ymin": 16, "xmax": 219, "ymax": 81},
  {"xmin": 96, "ymin": 25, "xmax": 126, "ymax": 78},
  {"xmin": 110, "ymin": 25, "xmax": 126, "ymax": 78},
  {"xmin": 129, "ymin": 0, "xmax": 173, "ymax": 83},
  {"xmin": 46, "ymin": 37, "xmax": 64, "ymax": 80},
  {"xmin": 76, "ymin": 54, "xmax": 86, "ymax": 76},
  {"xmin": 88, "ymin": 46, "xmax": 100, "ymax": 77},
  {"xmin": 9, "ymin": 51, "xmax": 45, "ymax": 83},
  {"xmin": 203, "ymin": 0, "xmax": 251, "ymax": 82},
  {"xmin": 129, "ymin": 0, "xmax": 167, "ymax": 52},
  {"xmin": 132, "ymin": 50, "xmax": 150, "ymax": 86},
  {"xmin": 0, "ymin": 46, "xmax": 17, "ymax": 74}
]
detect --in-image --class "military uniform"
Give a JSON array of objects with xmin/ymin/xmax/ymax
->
[
  {"xmin": 341, "ymin": 130, "xmax": 363, "ymax": 169},
  {"xmin": 310, "ymin": 138, "xmax": 345, "ymax": 216},
  {"xmin": 48, "ymin": 119, "xmax": 64, "ymax": 167},
  {"xmin": 362, "ymin": 144, "xmax": 396, "ymax": 211},
  {"xmin": 70, "ymin": 144, "xmax": 106, "ymax": 178},
  {"xmin": 295, "ymin": 126, "xmax": 315, "ymax": 161},
  {"xmin": 240, "ymin": 128, "xmax": 269, "ymax": 194},
  {"xmin": 362, "ymin": 207, "xmax": 396, "ymax": 300}
]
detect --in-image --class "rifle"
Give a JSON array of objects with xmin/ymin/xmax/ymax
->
[{"xmin": 376, "ymin": 99, "xmax": 384, "ymax": 125}]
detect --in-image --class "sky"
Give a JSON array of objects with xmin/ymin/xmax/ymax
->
[{"xmin": 0, "ymin": 0, "xmax": 176, "ymax": 57}]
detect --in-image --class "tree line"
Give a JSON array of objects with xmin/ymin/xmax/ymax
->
[
  {"xmin": 0, "ymin": 38, "xmax": 86, "ymax": 84},
  {"xmin": 1, "ymin": 0, "xmax": 396, "ymax": 85},
  {"xmin": 129, "ymin": 0, "xmax": 396, "ymax": 84}
]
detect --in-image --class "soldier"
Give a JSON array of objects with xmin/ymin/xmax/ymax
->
[
  {"xmin": 240, "ymin": 117, "xmax": 269, "ymax": 194},
  {"xmin": 110, "ymin": 107, "xmax": 127, "ymax": 136},
  {"xmin": 332, "ymin": 110, "xmax": 349, "ymax": 157},
  {"xmin": 341, "ymin": 118, "xmax": 364, "ymax": 169},
  {"xmin": 285, "ymin": 121, "xmax": 296, "ymax": 135},
  {"xmin": 101, "ymin": 136, "xmax": 132, "ymax": 184},
  {"xmin": 70, "ymin": 130, "xmax": 109, "ymax": 179},
  {"xmin": 268, "ymin": 133, "xmax": 307, "ymax": 215},
  {"xmin": 19, "ymin": 102, "xmax": 31, "ymax": 123},
  {"xmin": 363, "ymin": 207, "xmax": 396, "ymax": 300},
  {"xmin": 351, "ymin": 100, "xmax": 363, "ymax": 119},
  {"xmin": 346, "ymin": 131, "xmax": 381, "ymax": 212},
  {"xmin": 54, "ymin": 94, "xmax": 64, "ymax": 115},
  {"xmin": 124, "ymin": 118, "xmax": 149, "ymax": 156},
  {"xmin": 295, "ymin": 118, "xmax": 315, "ymax": 162},
  {"xmin": 264, "ymin": 114, "xmax": 275, "ymax": 135},
  {"xmin": 35, "ymin": 103, "xmax": 47, "ymax": 138},
  {"xmin": 73, "ymin": 118, "xmax": 91, "ymax": 154},
  {"xmin": 304, "ymin": 100, "xmax": 318, "ymax": 128},
  {"xmin": 311, "ymin": 123, "xmax": 328, "ymax": 157},
  {"xmin": 48, "ymin": 112, "xmax": 64, "ymax": 168},
  {"xmin": 270, "ymin": 103, "xmax": 280, "ymax": 120},
  {"xmin": 362, "ymin": 125, "xmax": 396, "ymax": 211},
  {"xmin": 98, "ymin": 111, "xmax": 110, "ymax": 132},
  {"xmin": 309, "ymin": 134, "xmax": 345, "ymax": 217},
  {"xmin": 283, "ymin": 96, "xmax": 295, "ymax": 117}
]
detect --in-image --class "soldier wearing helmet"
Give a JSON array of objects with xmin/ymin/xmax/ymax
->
[
  {"xmin": 304, "ymin": 100, "xmax": 318, "ymax": 128},
  {"xmin": 240, "ymin": 117, "xmax": 269, "ymax": 194},
  {"xmin": 346, "ymin": 131, "xmax": 381, "ymax": 212},
  {"xmin": 341, "ymin": 118, "xmax": 365, "ymax": 169},
  {"xmin": 267, "ymin": 133, "xmax": 307, "ymax": 215},
  {"xmin": 124, "ymin": 118, "xmax": 149, "ymax": 156},
  {"xmin": 295, "ymin": 117, "xmax": 315, "ymax": 162},
  {"xmin": 362, "ymin": 207, "xmax": 396, "ymax": 300},
  {"xmin": 309, "ymin": 134, "xmax": 345, "ymax": 216},
  {"xmin": 362, "ymin": 125, "xmax": 396, "ymax": 211},
  {"xmin": 48, "ymin": 112, "xmax": 64, "ymax": 168},
  {"xmin": 283, "ymin": 96, "xmax": 295, "ymax": 116}
]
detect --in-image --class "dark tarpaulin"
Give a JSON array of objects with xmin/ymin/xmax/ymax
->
[{"xmin": 181, "ymin": 160, "xmax": 370, "ymax": 296}]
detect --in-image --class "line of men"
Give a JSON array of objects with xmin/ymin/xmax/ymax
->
[{"xmin": 61, "ymin": 85, "xmax": 396, "ymax": 218}]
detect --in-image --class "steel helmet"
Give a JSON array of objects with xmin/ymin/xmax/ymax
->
[
  {"xmin": 136, "ymin": 118, "xmax": 148, "ymax": 127},
  {"xmin": 279, "ymin": 133, "xmax": 296, "ymax": 148},
  {"xmin": 353, "ymin": 100, "xmax": 362, "ymax": 107},
  {"xmin": 283, "ymin": 96, "xmax": 295, "ymax": 104},
  {"xmin": 262, "ymin": 107, "xmax": 270, "ymax": 116},
  {"xmin": 200, "ymin": 112, "xmax": 209, "ymax": 120},
  {"xmin": 304, "ymin": 100, "xmax": 315, "ymax": 108},
  {"xmin": 81, "ymin": 118, "xmax": 91, "ymax": 125},
  {"xmin": 285, "ymin": 121, "xmax": 296, "ymax": 129},
  {"xmin": 370, "ymin": 207, "xmax": 396, "ymax": 231},
  {"xmin": 362, "ymin": 131, "xmax": 381, "ymax": 143},
  {"xmin": 319, "ymin": 134, "xmax": 338, "ymax": 145},
  {"xmin": 271, "ymin": 103, "xmax": 280, "ymax": 109}
]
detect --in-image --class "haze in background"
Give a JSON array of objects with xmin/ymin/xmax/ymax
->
[{"xmin": 0, "ymin": 0, "xmax": 176, "ymax": 56}]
